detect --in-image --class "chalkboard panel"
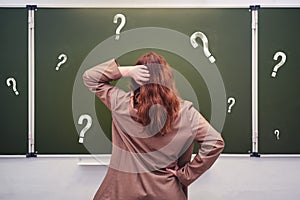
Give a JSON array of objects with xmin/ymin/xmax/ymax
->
[
  {"xmin": 35, "ymin": 8, "xmax": 251, "ymax": 154},
  {"xmin": 2, "ymin": 7, "xmax": 299, "ymax": 155},
  {"xmin": 0, "ymin": 8, "xmax": 27, "ymax": 154},
  {"xmin": 259, "ymin": 8, "xmax": 300, "ymax": 153}
]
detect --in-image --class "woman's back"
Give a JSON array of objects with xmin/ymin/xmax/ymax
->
[
  {"xmin": 96, "ymin": 96, "xmax": 201, "ymax": 200},
  {"xmin": 82, "ymin": 53, "xmax": 225, "ymax": 200}
]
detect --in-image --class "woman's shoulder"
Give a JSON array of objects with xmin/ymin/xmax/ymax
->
[
  {"xmin": 179, "ymin": 100, "xmax": 202, "ymax": 118},
  {"xmin": 180, "ymin": 100, "xmax": 197, "ymax": 111}
]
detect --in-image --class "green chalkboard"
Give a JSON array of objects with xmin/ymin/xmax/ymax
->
[
  {"xmin": 259, "ymin": 8, "xmax": 300, "ymax": 153},
  {"xmin": 2, "ymin": 7, "xmax": 299, "ymax": 155},
  {"xmin": 35, "ymin": 8, "xmax": 251, "ymax": 154},
  {"xmin": 0, "ymin": 8, "xmax": 27, "ymax": 154}
]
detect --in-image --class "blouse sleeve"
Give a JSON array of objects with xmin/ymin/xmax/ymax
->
[
  {"xmin": 176, "ymin": 106, "xmax": 225, "ymax": 186},
  {"xmin": 82, "ymin": 59, "xmax": 123, "ymax": 110}
]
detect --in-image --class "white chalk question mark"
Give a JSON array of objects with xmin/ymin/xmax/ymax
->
[
  {"xmin": 78, "ymin": 114, "xmax": 92, "ymax": 144},
  {"xmin": 271, "ymin": 51, "xmax": 286, "ymax": 78},
  {"xmin": 274, "ymin": 129, "xmax": 280, "ymax": 140},
  {"xmin": 56, "ymin": 53, "xmax": 68, "ymax": 71},
  {"xmin": 113, "ymin": 14, "xmax": 126, "ymax": 40},
  {"xmin": 227, "ymin": 97, "xmax": 236, "ymax": 113},
  {"xmin": 6, "ymin": 77, "xmax": 19, "ymax": 95},
  {"xmin": 190, "ymin": 31, "xmax": 216, "ymax": 63}
]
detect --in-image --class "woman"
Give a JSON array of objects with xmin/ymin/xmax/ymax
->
[{"xmin": 82, "ymin": 52, "xmax": 224, "ymax": 200}]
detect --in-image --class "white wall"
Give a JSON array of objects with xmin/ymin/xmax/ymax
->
[
  {"xmin": 1, "ymin": 156, "xmax": 300, "ymax": 200},
  {"xmin": 0, "ymin": 0, "xmax": 300, "ymax": 8}
]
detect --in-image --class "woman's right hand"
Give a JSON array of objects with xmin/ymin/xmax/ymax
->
[
  {"xmin": 129, "ymin": 65, "xmax": 150, "ymax": 85},
  {"xmin": 119, "ymin": 65, "xmax": 150, "ymax": 85}
]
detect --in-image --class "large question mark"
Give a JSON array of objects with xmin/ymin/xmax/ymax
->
[
  {"xmin": 190, "ymin": 31, "xmax": 216, "ymax": 63},
  {"xmin": 274, "ymin": 129, "xmax": 280, "ymax": 140},
  {"xmin": 271, "ymin": 51, "xmax": 287, "ymax": 78},
  {"xmin": 6, "ymin": 77, "xmax": 19, "ymax": 95},
  {"xmin": 55, "ymin": 53, "xmax": 68, "ymax": 71},
  {"xmin": 113, "ymin": 14, "xmax": 126, "ymax": 40},
  {"xmin": 227, "ymin": 97, "xmax": 236, "ymax": 113},
  {"xmin": 78, "ymin": 114, "xmax": 92, "ymax": 144}
]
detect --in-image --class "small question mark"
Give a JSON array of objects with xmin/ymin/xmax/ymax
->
[
  {"xmin": 56, "ymin": 53, "xmax": 68, "ymax": 71},
  {"xmin": 78, "ymin": 114, "xmax": 92, "ymax": 144},
  {"xmin": 113, "ymin": 13, "xmax": 126, "ymax": 40},
  {"xmin": 274, "ymin": 129, "xmax": 280, "ymax": 140},
  {"xmin": 6, "ymin": 77, "xmax": 19, "ymax": 95},
  {"xmin": 227, "ymin": 97, "xmax": 236, "ymax": 113},
  {"xmin": 271, "ymin": 51, "xmax": 287, "ymax": 78},
  {"xmin": 190, "ymin": 31, "xmax": 216, "ymax": 63}
]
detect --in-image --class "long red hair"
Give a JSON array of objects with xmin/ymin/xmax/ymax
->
[{"xmin": 131, "ymin": 52, "xmax": 180, "ymax": 136}]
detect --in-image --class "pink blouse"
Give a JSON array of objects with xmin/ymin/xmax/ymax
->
[{"xmin": 82, "ymin": 59, "xmax": 225, "ymax": 200}]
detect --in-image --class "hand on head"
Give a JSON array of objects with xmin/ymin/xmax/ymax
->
[{"xmin": 130, "ymin": 65, "xmax": 150, "ymax": 85}]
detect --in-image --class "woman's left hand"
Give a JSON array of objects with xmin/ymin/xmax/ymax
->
[{"xmin": 166, "ymin": 164, "xmax": 179, "ymax": 177}]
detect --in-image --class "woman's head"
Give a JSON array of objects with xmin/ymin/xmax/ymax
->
[
  {"xmin": 132, "ymin": 52, "xmax": 176, "ymax": 91},
  {"xmin": 131, "ymin": 52, "xmax": 180, "ymax": 136}
]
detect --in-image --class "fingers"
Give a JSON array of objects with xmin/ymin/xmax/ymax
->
[
  {"xmin": 166, "ymin": 168, "xmax": 178, "ymax": 177},
  {"xmin": 134, "ymin": 65, "xmax": 150, "ymax": 85},
  {"xmin": 136, "ymin": 65, "xmax": 149, "ymax": 74},
  {"xmin": 166, "ymin": 164, "xmax": 179, "ymax": 177},
  {"xmin": 140, "ymin": 71, "xmax": 150, "ymax": 77},
  {"xmin": 166, "ymin": 168, "xmax": 176, "ymax": 176},
  {"xmin": 136, "ymin": 64, "xmax": 148, "ymax": 70},
  {"xmin": 138, "ymin": 71, "xmax": 150, "ymax": 78},
  {"xmin": 136, "ymin": 73, "xmax": 150, "ymax": 83}
]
